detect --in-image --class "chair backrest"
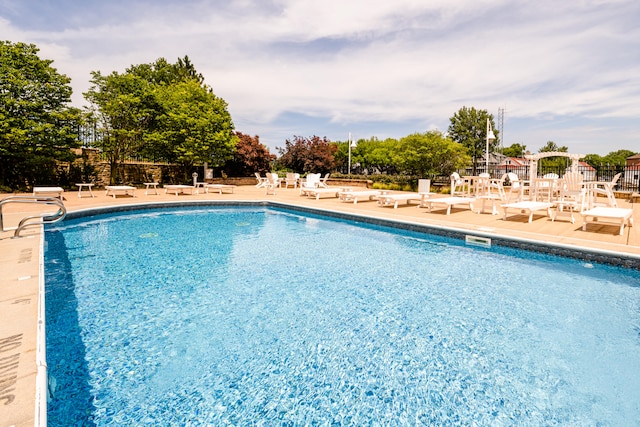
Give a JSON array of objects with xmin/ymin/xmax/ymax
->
[
  {"xmin": 418, "ymin": 179, "xmax": 431, "ymax": 193},
  {"xmin": 507, "ymin": 172, "xmax": 520, "ymax": 188},
  {"xmin": 305, "ymin": 173, "xmax": 321, "ymax": 187},
  {"xmin": 562, "ymin": 172, "xmax": 583, "ymax": 192},
  {"xmin": 543, "ymin": 173, "xmax": 559, "ymax": 179},
  {"xmin": 450, "ymin": 172, "xmax": 463, "ymax": 195},
  {"xmin": 255, "ymin": 172, "xmax": 262, "ymax": 180},
  {"xmin": 610, "ymin": 172, "xmax": 622, "ymax": 187},
  {"xmin": 265, "ymin": 173, "xmax": 276, "ymax": 184},
  {"xmin": 320, "ymin": 173, "xmax": 330, "ymax": 182}
]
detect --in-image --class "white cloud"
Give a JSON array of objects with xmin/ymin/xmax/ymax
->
[{"xmin": 2, "ymin": 0, "xmax": 639, "ymax": 154}]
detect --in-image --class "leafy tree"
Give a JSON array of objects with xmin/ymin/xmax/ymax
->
[
  {"xmin": 501, "ymin": 143, "xmax": 527, "ymax": 158},
  {"xmin": 537, "ymin": 141, "xmax": 569, "ymax": 173},
  {"xmin": 583, "ymin": 153, "xmax": 603, "ymax": 168},
  {"xmin": 393, "ymin": 131, "xmax": 470, "ymax": 178},
  {"xmin": 537, "ymin": 141, "xmax": 568, "ymax": 153},
  {"xmin": 276, "ymin": 136, "xmax": 337, "ymax": 174},
  {"xmin": 150, "ymin": 79, "xmax": 236, "ymax": 173},
  {"xmin": 224, "ymin": 132, "xmax": 276, "ymax": 176},
  {"xmin": 84, "ymin": 71, "xmax": 156, "ymax": 183},
  {"xmin": 333, "ymin": 137, "xmax": 398, "ymax": 175},
  {"xmin": 602, "ymin": 149, "xmax": 636, "ymax": 166},
  {"xmin": 84, "ymin": 56, "xmax": 236, "ymax": 183},
  {"xmin": 447, "ymin": 106, "xmax": 498, "ymax": 175},
  {"xmin": 0, "ymin": 40, "xmax": 82, "ymax": 190}
]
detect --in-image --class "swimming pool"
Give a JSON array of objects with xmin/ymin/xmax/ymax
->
[{"xmin": 45, "ymin": 206, "xmax": 640, "ymax": 425}]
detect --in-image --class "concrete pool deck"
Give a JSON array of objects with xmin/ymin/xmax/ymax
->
[{"xmin": 1, "ymin": 185, "xmax": 639, "ymax": 426}]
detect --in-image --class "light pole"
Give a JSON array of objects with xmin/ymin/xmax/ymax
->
[
  {"xmin": 348, "ymin": 133, "xmax": 357, "ymax": 175},
  {"xmin": 485, "ymin": 118, "xmax": 496, "ymax": 175}
]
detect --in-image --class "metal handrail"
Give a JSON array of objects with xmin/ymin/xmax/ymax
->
[{"xmin": 0, "ymin": 196, "xmax": 66, "ymax": 238}]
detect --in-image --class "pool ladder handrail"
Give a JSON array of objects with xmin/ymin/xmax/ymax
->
[{"xmin": 0, "ymin": 195, "xmax": 67, "ymax": 238}]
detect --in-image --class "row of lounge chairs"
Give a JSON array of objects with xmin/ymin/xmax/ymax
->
[
  {"xmin": 33, "ymin": 183, "xmax": 238, "ymax": 200},
  {"xmin": 273, "ymin": 171, "xmax": 633, "ymax": 235}
]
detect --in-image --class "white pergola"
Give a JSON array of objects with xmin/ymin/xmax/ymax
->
[{"xmin": 523, "ymin": 151, "xmax": 585, "ymax": 182}]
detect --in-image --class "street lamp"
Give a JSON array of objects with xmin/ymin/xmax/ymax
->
[
  {"xmin": 348, "ymin": 132, "xmax": 357, "ymax": 175},
  {"xmin": 485, "ymin": 118, "xmax": 496, "ymax": 174}
]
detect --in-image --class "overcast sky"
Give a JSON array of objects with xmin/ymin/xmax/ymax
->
[{"xmin": 2, "ymin": 0, "xmax": 639, "ymax": 155}]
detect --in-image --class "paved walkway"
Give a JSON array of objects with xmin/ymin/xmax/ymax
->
[{"xmin": 1, "ymin": 185, "xmax": 638, "ymax": 426}]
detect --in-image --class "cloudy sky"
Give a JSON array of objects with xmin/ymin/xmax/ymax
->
[{"xmin": 2, "ymin": 0, "xmax": 639, "ymax": 155}]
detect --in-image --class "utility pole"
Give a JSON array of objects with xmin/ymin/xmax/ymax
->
[{"xmin": 497, "ymin": 107, "xmax": 505, "ymax": 152}]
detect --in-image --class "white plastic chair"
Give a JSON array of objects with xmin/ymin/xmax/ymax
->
[
  {"xmin": 254, "ymin": 172, "xmax": 268, "ymax": 188},
  {"xmin": 318, "ymin": 173, "xmax": 330, "ymax": 188},
  {"xmin": 450, "ymin": 172, "xmax": 466, "ymax": 196},
  {"xmin": 264, "ymin": 173, "xmax": 279, "ymax": 195},
  {"xmin": 506, "ymin": 172, "xmax": 525, "ymax": 201},
  {"xmin": 284, "ymin": 173, "xmax": 300, "ymax": 188},
  {"xmin": 299, "ymin": 173, "xmax": 321, "ymax": 196},
  {"xmin": 589, "ymin": 172, "xmax": 621, "ymax": 208}
]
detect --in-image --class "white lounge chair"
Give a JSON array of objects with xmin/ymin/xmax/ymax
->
[
  {"xmin": 422, "ymin": 196, "xmax": 476, "ymax": 215},
  {"xmin": 164, "ymin": 185, "xmax": 196, "ymax": 195},
  {"xmin": 304, "ymin": 187, "xmax": 340, "ymax": 200},
  {"xmin": 205, "ymin": 184, "xmax": 236, "ymax": 194},
  {"xmin": 501, "ymin": 201, "xmax": 554, "ymax": 223},
  {"xmin": 338, "ymin": 189, "xmax": 382, "ymax": 204},
  {"xmin": 377, "ymin": 192, "xmax": 429, "ymax": 209},
  {"xmin": 105, "ymin": 185, "xmax": 136, "ymax": 198},
  {"xmin": 33, "ymin": 186, "xmax": 64, "ymax": 200},
  {"xmin": 580, "ymin": 207, "xmax": 633, "ymax": 235},
  {"xmin": 299, "ymin": 173, "xmax": 321, "ymax": 196}
]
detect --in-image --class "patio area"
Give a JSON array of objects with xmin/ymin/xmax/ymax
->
[{"xmin": 1, "ymin": 183, "xmax": 639, "ymax": 426}]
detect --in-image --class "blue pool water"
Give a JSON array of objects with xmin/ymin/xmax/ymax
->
[{"xmin": 45, "ymin": 206, "xmax": 640, "ymax": 425}]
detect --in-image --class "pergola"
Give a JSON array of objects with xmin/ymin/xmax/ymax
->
[{"xmin": 523, "ymin": 151, "xmax": 585, "ymax": 183}]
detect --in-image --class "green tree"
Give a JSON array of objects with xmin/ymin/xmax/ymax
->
[
  {"xmin": 537, "ymin": 141, "xmax": 569, "ymax": 174},
  {"xmin": 150, "ymin": 79, "xmax": 237, "ymax": 174},
  {"xmin": 342, "ymin": 137, "xmax": 398, "ymax": 174},
  {"xmin": 501, "ymin": 143, "xmax": 527, "ymax": 158},
  {"xmin": 85, "ymin": 56, "xmax": 236, "ymax": 184},
  {"xmin": 447, "ymin": 106, "xmax": 498, "ymax": 175},
  {"xmin": 602, "ymin": 149, "xmax": 636, "ymax": 166},
  {"xmin": 393, "ymin": 131, "xmax": 470, "ymax": 178},
  {"xmin": 0, "ymin": 40, "xmax": 82, "ymax": 190},
  {"xmin": 84, "ymin": 71, "xmax": 156, "ymax": 183}
]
